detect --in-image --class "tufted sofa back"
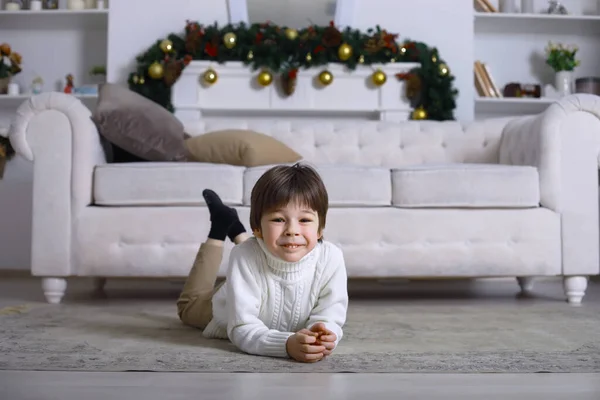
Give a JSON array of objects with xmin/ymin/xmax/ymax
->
[{"xmin": 184, "ymin": 118, "xmax": 514, "ymax": 167}]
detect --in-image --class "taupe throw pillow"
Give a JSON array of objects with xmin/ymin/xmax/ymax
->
[
  {"xmin": 185, "ymin": 129, "xmax": 302, "ymax": 167},
  {"xmin": 91, "ymin": 83, "xmax": 187, "ymax": 162}
]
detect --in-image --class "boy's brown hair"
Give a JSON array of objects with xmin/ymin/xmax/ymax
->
[{"xmin": 250, "ymin": 163, "xmax": 328, "ymax": 238}]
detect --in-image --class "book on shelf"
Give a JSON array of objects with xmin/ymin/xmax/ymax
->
[
  {"xmin": 474, "ymin": 0, "xmax": 497, "ymax": 12},
  {"xmin": 474, "ymin": 61, "xmax": 502, "ymax": 98}
]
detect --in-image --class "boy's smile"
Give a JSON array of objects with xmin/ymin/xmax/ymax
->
[{"xmin": 255, "ymin": 202, "xmax": 322, "ymax": 263}]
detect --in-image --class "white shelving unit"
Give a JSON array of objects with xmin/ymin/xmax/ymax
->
[
  {"xmin": 0, "ymin": 6, "xmax": 108, "ymax": 126},
  {"xmin": 473, "ymin": 0, "xmax": 600, "ymax": 119}
]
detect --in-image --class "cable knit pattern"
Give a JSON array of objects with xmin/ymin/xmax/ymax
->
[{"xmin": 203, "ymin": 237, "xmax": 348, "ymax": 358}]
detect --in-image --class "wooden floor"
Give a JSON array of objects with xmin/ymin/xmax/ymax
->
[
  {"xmin": 1, "ymin": 275, "xmax": 599, "ymax": 399},
  {"xmin": 2, "ymin": 371, "xmax": 600, "ymax": 400}
]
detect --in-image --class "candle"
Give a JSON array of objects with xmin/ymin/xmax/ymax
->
[
  {"xmin": 7, "ymin": 83, "xmax": 20, "ymax": 96},
  {"xmin": 5, "ymin": 3, "xmax": 21, "ymax": 11},
  {"xmin": 67, "ymin": 0, "xmax": 85, "ymax": 10},
  {"xmin": 30, "ymin": 0, "xmax": 42, "ymax": 10}
]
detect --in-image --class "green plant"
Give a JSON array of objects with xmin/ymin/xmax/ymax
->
[
  {"xmin": 0, "ymin": 43, "xmax": 22, "ymax": 79},
  {"xmin": 545, "ymin": 41, "xmax": 580, "ymax": 72},
  {"xmin": 89, "ymin": 65, "xmax": 106, "ymax": 76}
]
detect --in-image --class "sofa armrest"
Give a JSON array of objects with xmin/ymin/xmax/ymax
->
[
  {"xmin": 9, "ymin": 92, "xmax": 107, "ymax": 276},
  {"xmin": 499, "ymin": 93, "xmax": 600, "ymax": 276}
]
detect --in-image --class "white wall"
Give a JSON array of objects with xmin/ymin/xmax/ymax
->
[
  {"xmin": 349, "ymin": 0, "xmax": 474, "ymax": 122},
  {"xmin": 106, "ymin": 0, "xmax": 230, "ymax": 84}
]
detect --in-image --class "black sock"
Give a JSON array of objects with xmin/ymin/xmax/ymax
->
[
  {"xmin": 227, "ymin": 220, "xmax": 247, "ymax": 242},
  {"xmin": 202, "ymin": 189, "xmax": 238, "ymax": 241}
]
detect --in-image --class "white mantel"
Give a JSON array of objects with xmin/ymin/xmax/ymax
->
[{"xmin": 172, "ymin": 61, "xmax": 420, "ymax": 122}]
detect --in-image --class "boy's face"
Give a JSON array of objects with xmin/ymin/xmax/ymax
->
[{"xmin": 254, "ymin": 201, "xmax": 322, "ymax": 263}]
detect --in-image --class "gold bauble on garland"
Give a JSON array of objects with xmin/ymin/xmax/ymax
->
[
  {"xmin": 412, "ymin": 106, "xmax": 428, "ymax": 120},
  {"xmin": 223, "ymin": 32, "xmax": 237, "ymax": 49},
  {"xmin": 203, "ymin": 68, "xmax": 218, "ymax": 84},
  {"xmin": 439, "ymin": 63, "xmax": 449, "ymax": 76},
  {"xmin": 306, "ymin": 53, "xmax": 312, "ymax": 62},
  {"xmin": 148, "ymin": 62, "xmax": 164, "ymax": 79},
  {"xmin": 371, "ymin": 69, "xmax": 387, "ymax": 86},
  {"xmin": 318, "ymin": 70, "xmax": 333, "ymax": 86},
  {"xmin": 257, "ymin": 70, "xmax": 273, "ymax": 86},
  {"xmin": 338, "ymin": 43, "xmax": 353, "ymax": 61},
  {"xmin": 159, "ymin": 39, "xmax": 173, "ymax": 53},
  {"xmin": 285, "ymin": 28, "xmax": 298, "ymax": 40},
  {"xmin": 247, "ymin": 51, "xmax": 254, "ymax": 60}
]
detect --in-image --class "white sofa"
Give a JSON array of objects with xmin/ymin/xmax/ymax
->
[{"xmin": 9, "ymin": 93, "xmax": 600, "ymax": 305}]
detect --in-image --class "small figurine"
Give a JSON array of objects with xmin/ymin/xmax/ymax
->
[
  {"xmin": 31, "ymin": 76, "xmax": 44, "ymax": 94},
  {"xmin": 546, "ymin": 0, "xmax": 568, "ymax": 14},
  {"xmin": 64, "ymin": 74, "xmax": 74, "ymax": 94}
]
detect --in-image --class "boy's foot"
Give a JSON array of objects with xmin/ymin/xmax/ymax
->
[{"xmin": 202, "ymin": 189, "xmax": 246, "ymax": 241}]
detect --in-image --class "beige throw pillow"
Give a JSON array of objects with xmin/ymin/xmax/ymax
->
[{"xmin": 185, "ymin": 129, "xmax": 302, "ymax": 167}]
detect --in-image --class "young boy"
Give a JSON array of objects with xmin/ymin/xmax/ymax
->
[{"xmin": 176, "ymin": 163, "xmax": 348, "ymax": 363}]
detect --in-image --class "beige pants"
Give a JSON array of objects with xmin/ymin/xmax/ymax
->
[{"xmin": 176, "ymin": 243, "xmax": 225, "ymax": 330}]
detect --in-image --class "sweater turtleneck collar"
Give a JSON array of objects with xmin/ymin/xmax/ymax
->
[{"xmin": 255, "ymin": 237, "xmax": 320, "ymax": 281}]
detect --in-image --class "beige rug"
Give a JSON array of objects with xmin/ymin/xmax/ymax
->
[{"xmin": 0, "ymin": 297, "xmax": 599, "ymax": 373}]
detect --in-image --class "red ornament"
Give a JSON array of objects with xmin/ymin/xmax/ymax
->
[{"xmin": 204, "ymin": 43, "xmax": 218, "ymax": 57}]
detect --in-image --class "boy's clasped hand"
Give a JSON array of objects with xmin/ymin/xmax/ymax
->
[{"xmin": 286, "ymin": 322, "xmax": 337, "ymax": 363}]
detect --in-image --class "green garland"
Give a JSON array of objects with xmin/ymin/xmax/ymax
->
[{"xmin": 128, "ymin": 21, "xmax": 458, "ymax": 120}]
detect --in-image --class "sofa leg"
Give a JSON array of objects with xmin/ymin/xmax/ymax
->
[
  {"xmin": 516, "ymin": 277, "xmax": 534, "ymax": 293},
  {"xmin": 41, "ymin": 278, "xmax": 67, "ymax": 304},
  {"xmin": 563, "ymin": 276, "xmax": 588, "ymax": 305},
  {"xmin": 94, "ymin": 278, "xmax": 107, "ymax": 292}
]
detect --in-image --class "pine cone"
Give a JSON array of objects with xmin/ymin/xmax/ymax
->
[
  {"xmin": 322, "ymin": 26, "xmax": 342, "ymax": 47},
  {"xmin": 163, "ymin": 60, "xmax": 183, "ymax": 87},
  {"xmin": 281, "ymin": 69, "xmax": 298, "ymax": 96}
]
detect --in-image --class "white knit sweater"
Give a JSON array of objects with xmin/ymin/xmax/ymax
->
[{"xmin": 203, "ymin": 236, "xmax": 348, "ymax": 358}]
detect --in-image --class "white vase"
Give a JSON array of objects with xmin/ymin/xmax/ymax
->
[{"xmin": 555, "ymin": 70, "xmax": 574, "ymax": 96}]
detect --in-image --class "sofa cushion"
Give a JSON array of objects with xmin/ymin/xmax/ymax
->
[
  {"xmin": 243, "ymin": 164, "xmax": 392, "ymax": 206},
  {"xmin": 91, "ymin": 83, "xmax": 188, "ymax": 162},
  {"xmin": 184, "ymin": 129, "xmax": 303, "ymax": 167},
  {"xmin": 93, "ymin": 162, "xmax": 245, "ymax": 206},
  {"xmin": 391, "ymin": 163, "xmax": 540, "ymax": 208}
]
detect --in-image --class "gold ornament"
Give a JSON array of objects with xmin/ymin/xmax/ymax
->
[
  {"xmin": 371, "ymin": 69, "xmax": 387, "ymax": 86},
  {"xmin": 318, "ymin": 70, "xmax": 333, "ymax": 86},
  {"xmin": 432, "ymin": 55, "xmax": 438, "ymax": 63},
  {"xmin": 132, "ymin": 75, "xmax": 139, "ymax": 84},
  {"xmin": 285, "ymin": 28, "xmax": 298, "ymax": 40},
  {"xmin": 257, "ymin": 70, "xmax": 273, "ymax": 86},
  {"xmin": 358, "ymin": 55, "xmax": 365, "ymax": 64},
  {"xmin": 247, "ymin": 51, "xmax": 254, "ymax": 60},
  {"xmin": 306, "ymin": 53, "xmax": 312, "ymax": 62},
  {"xmin": 400, "ymin": 47, "xmax": 407, "ymax": 54},
  {"xmin": 203, "ymin": 68, "xmax": 218, "ymax": 84},
  {"xmin": 139, "ymin": 77, "xmax": 145, "ymax": 84},
  {"xmin": 412, "ymin": 106, "xmax": 428, "ymax": 120},
  {"xmin": 159, "ymin": 39, "xmax": 173, "ymax": 53},
  {"xmin": 439, "ymin": 63, "xmax": 449, "ymax": 76},
  {"xmin": 338, "ymin": 43, "xmax": 353, "ymax": 61},
  {"xmin": 223, "ymin": 32, "xmax": 237, "ymax": 49},
  {"xmin": 148, "ymin": 62, "xmax": 164, "ymax": 79}
]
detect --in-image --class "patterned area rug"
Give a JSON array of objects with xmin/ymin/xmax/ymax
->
[{"xmin": 0, "ymin": 298, "xmax": 599, "ymax": 373}]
